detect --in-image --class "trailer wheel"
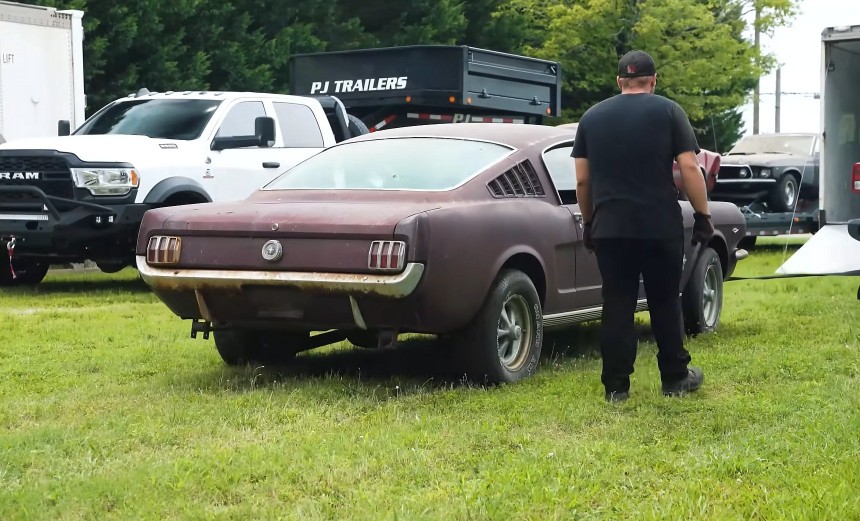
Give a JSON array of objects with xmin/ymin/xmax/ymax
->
[
  {"xmin": 0, "ymin": 256, "xmax": 50, "ymax": 287},
  {"xmin": 769, "ymin": 173, "xmax": 799, "ymax": 212},
  {"xmin": 347, "ymin": 114, "xmax": 369, "ymax": 138},
  {"xmin": 682, "ymin": 247, "xmax": 723, "ymax": 336},
  {"xmin": 213, "ymin": 328, "xmax": 308, "ymax": 366}
]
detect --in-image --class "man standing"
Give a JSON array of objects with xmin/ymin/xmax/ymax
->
[{"xmin": 571, "ymin": 50, "xmax": 714, "ymax": 403}]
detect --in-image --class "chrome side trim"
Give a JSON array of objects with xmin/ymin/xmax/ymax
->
[
  {"xmin": 543, "ymin": 298, "xmax": 648, "ymax": 329},
  {"xmin": 715, "ymin": 179, "xmax": 776, "ymax": 184},
  {"xmin": 735, "ymin": 248, "xmax": 749, "ymax": 261},
  {"xmin": 135, "ymin": 256, "xmax": 425, "ymax": 298}
]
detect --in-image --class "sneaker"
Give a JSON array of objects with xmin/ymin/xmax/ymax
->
[
  {"xmin": 662, "ymin": 367, "xmax": 703, "ymax": 397},
  {"xmin": 605, "ymin": 390, "xmax": 630, "ymax": 403}
]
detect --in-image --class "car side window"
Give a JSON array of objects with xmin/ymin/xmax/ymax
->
[
  {"xmin": 542, "ymin": 144, "xmax": 577, "ymax": 204},
  {"xmin": 273, "ymin": 102, "xmax": 324, "ymax": 148},
  {"xmin": 215, "ymin": 101, "xmax": 266, "ymax": 138}
]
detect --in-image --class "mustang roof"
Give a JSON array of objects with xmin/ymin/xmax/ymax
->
[{"xmin": 349, "ymin": 122, "xmax": 575, "ymax": 149}]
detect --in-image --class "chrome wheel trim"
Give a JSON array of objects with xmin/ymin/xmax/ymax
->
[
  {"xmin": 496, "ymin": 294, "xmax": 533, "ymax": 371},
  {"xmin": 784, "ymin": 178, "xmax": 797, "ymax": 207},
  {"xmin": 702, "ymin": 262, "xmax": 721, "ymax": 327}
]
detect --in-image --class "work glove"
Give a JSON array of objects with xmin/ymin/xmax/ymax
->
[
  {"xmin": 692, "ymin": 212, "xmax": 714, "ymax": 245},
  {"xmin": 583, "ymin": 222, "xmax": 595, "ymax": 252}
]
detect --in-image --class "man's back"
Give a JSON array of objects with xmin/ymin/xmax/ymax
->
[{"xmin": 573, "ymin": 93, "xmax": 699, "ymax": 239}]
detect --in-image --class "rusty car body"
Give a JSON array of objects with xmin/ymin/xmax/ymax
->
[{"xmin": 136, "ymin": 123, "xmax": 748, "ymax": 383}]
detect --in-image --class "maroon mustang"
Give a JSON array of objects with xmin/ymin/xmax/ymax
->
[{"xmin": 136, "ymin": 123, "xmax": 748, "ymax": 384}]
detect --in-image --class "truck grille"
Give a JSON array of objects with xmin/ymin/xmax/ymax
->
[{"xmin": 0, "ymin": 156, "xmax": 75, "ymax": 199}]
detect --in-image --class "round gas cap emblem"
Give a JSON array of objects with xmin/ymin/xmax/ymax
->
[{"xmin": 262, "ymin": 240, "xmax": 283, "ymax": 262}]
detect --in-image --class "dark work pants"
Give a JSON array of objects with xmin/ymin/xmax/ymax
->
[{"xmin": 593, "ymin": 237, "xmax": 691, "ymax": 392}]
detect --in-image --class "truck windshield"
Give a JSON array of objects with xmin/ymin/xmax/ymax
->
[
  {"xmin": 264, "ymin": 137, "xmax": 513, "ymax": 191},
  {"xmin": 75, "ymin": 99, "xmax": 221, "ymax": 140},
  {"xmin": 728, "ymin": 135, "xmax": 815, "ymax": 156}
]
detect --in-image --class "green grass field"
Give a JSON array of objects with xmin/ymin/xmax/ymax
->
[{"xmin": 1, "ymin": 238, "xmax": 858, "ymax": 520}]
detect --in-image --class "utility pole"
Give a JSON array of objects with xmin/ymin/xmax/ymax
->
[
  {"xmin": 775, "ymin": 66, "xmax": 781, "ymax": 133},
  {"xmin": 753, "ymin": 5, "xmax": 761, "ymax": 134}
]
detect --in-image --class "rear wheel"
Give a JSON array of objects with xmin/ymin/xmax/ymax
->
[
  {"xmin": 0, "ymin": 255, "xmax": 50, "ymax": 287},
  {"xmin": 682, "ymin": 247, "xmax": 723, "ymax": 336},
  {"xmin": 454, "ymin": 269, "xmax": 543, "ymax": 384},
  {"xmin": 213, "ymin": 328, "xmax": 309, "ymax": 366}
]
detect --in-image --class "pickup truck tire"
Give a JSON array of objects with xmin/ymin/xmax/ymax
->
[
  {"xmin": 347, "ymin": 114, "xmax": 369, "ymax": 138},
  {"xmin": 682, "ymin": 247, "xmax": 723, "ymax": 336},
  {"xmin": 455, "ymin": 269, "xmax": 543, "ymax": 384},
  {"xmin": 0, "ymin": 256, "xmax": 50, "ymax": 286},
  {"xmin": 769, "ymin": 173, "xmax": 799, "ymax": 212},
  {"xmin": 213, "ymin": 328, "xmax": 308, "ymax": 366}
]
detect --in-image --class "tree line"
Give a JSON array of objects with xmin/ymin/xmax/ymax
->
[{"xmin": 28, "ymin": 0, "xmax": 797, "ymax": 151}]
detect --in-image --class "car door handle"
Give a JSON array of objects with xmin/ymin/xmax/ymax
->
[
  {"xmin": 262, "ymin": 162, "xmax": 280, "ymax": 169},
  {"xmin": 572, "ymin": 212, "xmax": 583, "ymax": 223}
]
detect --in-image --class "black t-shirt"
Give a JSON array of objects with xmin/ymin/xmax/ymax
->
[{"xmin": 571, "ymin": 93, "xmax": 700, "ymax": 239}]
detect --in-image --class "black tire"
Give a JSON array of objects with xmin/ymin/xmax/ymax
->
[
  {"xmin": 454, "ymin": 269, "xmax": 543, "ymax": 384},
  {"xmin": 0, "ymin": 255, "xmax": 50, "ymax": 287},
  {"xmin": 96, "ymin": 262, "xmax": 129, "ymax": 274},
  {"xmin": 738, "ymin": 236, "xmax": 757, "ymax": 250},
  {"xmin": 682, "ymin": 247, "xmax": 723, "ymax": 336},
  {"xmin": 346, "ymin": 330, "xmax": 379, "ymax": 349},
  {"xmin": 213, "ymin": 328, "xmax": 308, "ymax": 366},
  {"xmin": 768, "ymin": 173, "xmax": 799, "ymax": 212},
  {"xmin": 347, "ymin": 114, "xmax": 369, "ymax": 138}
]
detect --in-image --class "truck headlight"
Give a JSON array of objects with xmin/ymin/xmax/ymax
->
[
  {"xmin": 71, "ymin": 168, "xmax": 140, "ymax": 196},
  {"xmin": 758, "ymin": 168, "xmax": 772, "ymax": 178}
]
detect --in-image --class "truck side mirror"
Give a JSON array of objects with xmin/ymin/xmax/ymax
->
[
  {"xmin": 211, "ymin": 116, "xmax": 276, "ymax": 151},
  {"xmin": 58, "ymin": 120, "xmax": 72, "ymax": 136},
  {"xmin": 256, "ymin": 116, "xmax": 276, "ymax": 147}
]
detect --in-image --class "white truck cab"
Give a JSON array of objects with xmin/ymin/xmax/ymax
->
[{"xmin": 0, "ymin": 90, "xmax": 365, "ymax": 283}]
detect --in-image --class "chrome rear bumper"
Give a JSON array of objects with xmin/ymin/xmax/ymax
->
[{"xmin": 135, "ymin": 256, "xmax": 425, "ymax": 298}]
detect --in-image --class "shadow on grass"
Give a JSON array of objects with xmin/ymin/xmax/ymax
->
[
  {"xmin": 15, "ymin": 276, "xmax": 151, "ymax": 295},
  {"xmin": 172, "ymin": 323, "xmax": 645, "ymax": 396}
]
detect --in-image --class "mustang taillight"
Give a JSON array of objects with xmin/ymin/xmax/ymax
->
[
  {"xmin": 368, "ymin": 240, "xmax": 406, "ymax": 271},
  {"xmin": 146, "ymin": 235, "xmax": 182, "ymax": 265},
  {"xmin": 852, "ymin": 163, "xmax": 860, "ymax": 194}
]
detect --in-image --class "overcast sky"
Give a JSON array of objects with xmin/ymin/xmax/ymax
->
[{"xmin": 738, "ymin": 0, "xmax": 860, "ymax": 136}]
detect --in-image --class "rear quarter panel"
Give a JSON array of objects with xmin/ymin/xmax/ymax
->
[{"xmin": 414, "ymin": 198, "xmax": 566, "ymax": 332}]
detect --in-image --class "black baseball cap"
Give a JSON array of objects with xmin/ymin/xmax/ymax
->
[{"xmin": 617, "ymin": 50, "xmax": 656, "ymax": 78}]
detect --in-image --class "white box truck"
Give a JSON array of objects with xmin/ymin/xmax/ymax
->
[
  {"xmin": 778, "ymin": 24, "xmax": 860, "ymax": 277},
  {"xmin": 0, "ymin": 0, "xmax": 85, "ymax": 144}
]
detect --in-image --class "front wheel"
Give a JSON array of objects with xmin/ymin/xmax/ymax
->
[
  {"xmin": 213, "ymin": 328, "xmax": 309, "ymax": 366},
  {"xmin": 455, "ymin": 269, "xmax": 543, "ymax": 384},
  {"xmin": 0, "ymin": 256, "xmax": 50, "ymax": 287},
  {"xmin": 682, "ymin": 247, "xmax": 723, "ymax": 336},
  {"xmin": 769, "ymin": 173, "xmax": 799, "ymax": 212}
]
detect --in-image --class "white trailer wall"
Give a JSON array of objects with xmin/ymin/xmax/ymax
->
[{"xmin": 0, "ymin": 1, "xmax": 84, "ymax": 143}]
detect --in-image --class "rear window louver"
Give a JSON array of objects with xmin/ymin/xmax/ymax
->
[{"xmin": 488, "ymin": 161, "xmax": 545, "ymax": 198}]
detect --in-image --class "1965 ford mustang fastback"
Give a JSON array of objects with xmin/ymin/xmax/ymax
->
[{"xmin": 136, "ymin": 123, "xmax": 747, "ymax": 383}]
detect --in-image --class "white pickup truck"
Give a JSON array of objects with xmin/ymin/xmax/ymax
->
[{"xmin": 0, "ymin": 90, "xmax": 366, "ymax": 285}]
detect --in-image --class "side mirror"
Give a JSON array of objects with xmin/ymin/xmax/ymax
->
[
  {"xmin": 211, "ymin": 116, "xmax": 276, "ymax": 151},
  {"xmin": 58, "ymin": 120, "xmax": 72, "ymax": 136}
]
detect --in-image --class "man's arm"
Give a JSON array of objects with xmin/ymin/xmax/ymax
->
[
  {"xmin": 575, "ymin": 157, "xmax": 593, "ymax": 222},
  {"xmin": 677, "ymin": 151, "xmax": 710, "ymax": 215}
]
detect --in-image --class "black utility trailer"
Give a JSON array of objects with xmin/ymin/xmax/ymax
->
[{"xmin": 288, "ymin": 45, "xmax": 562, "ymax": 131}]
